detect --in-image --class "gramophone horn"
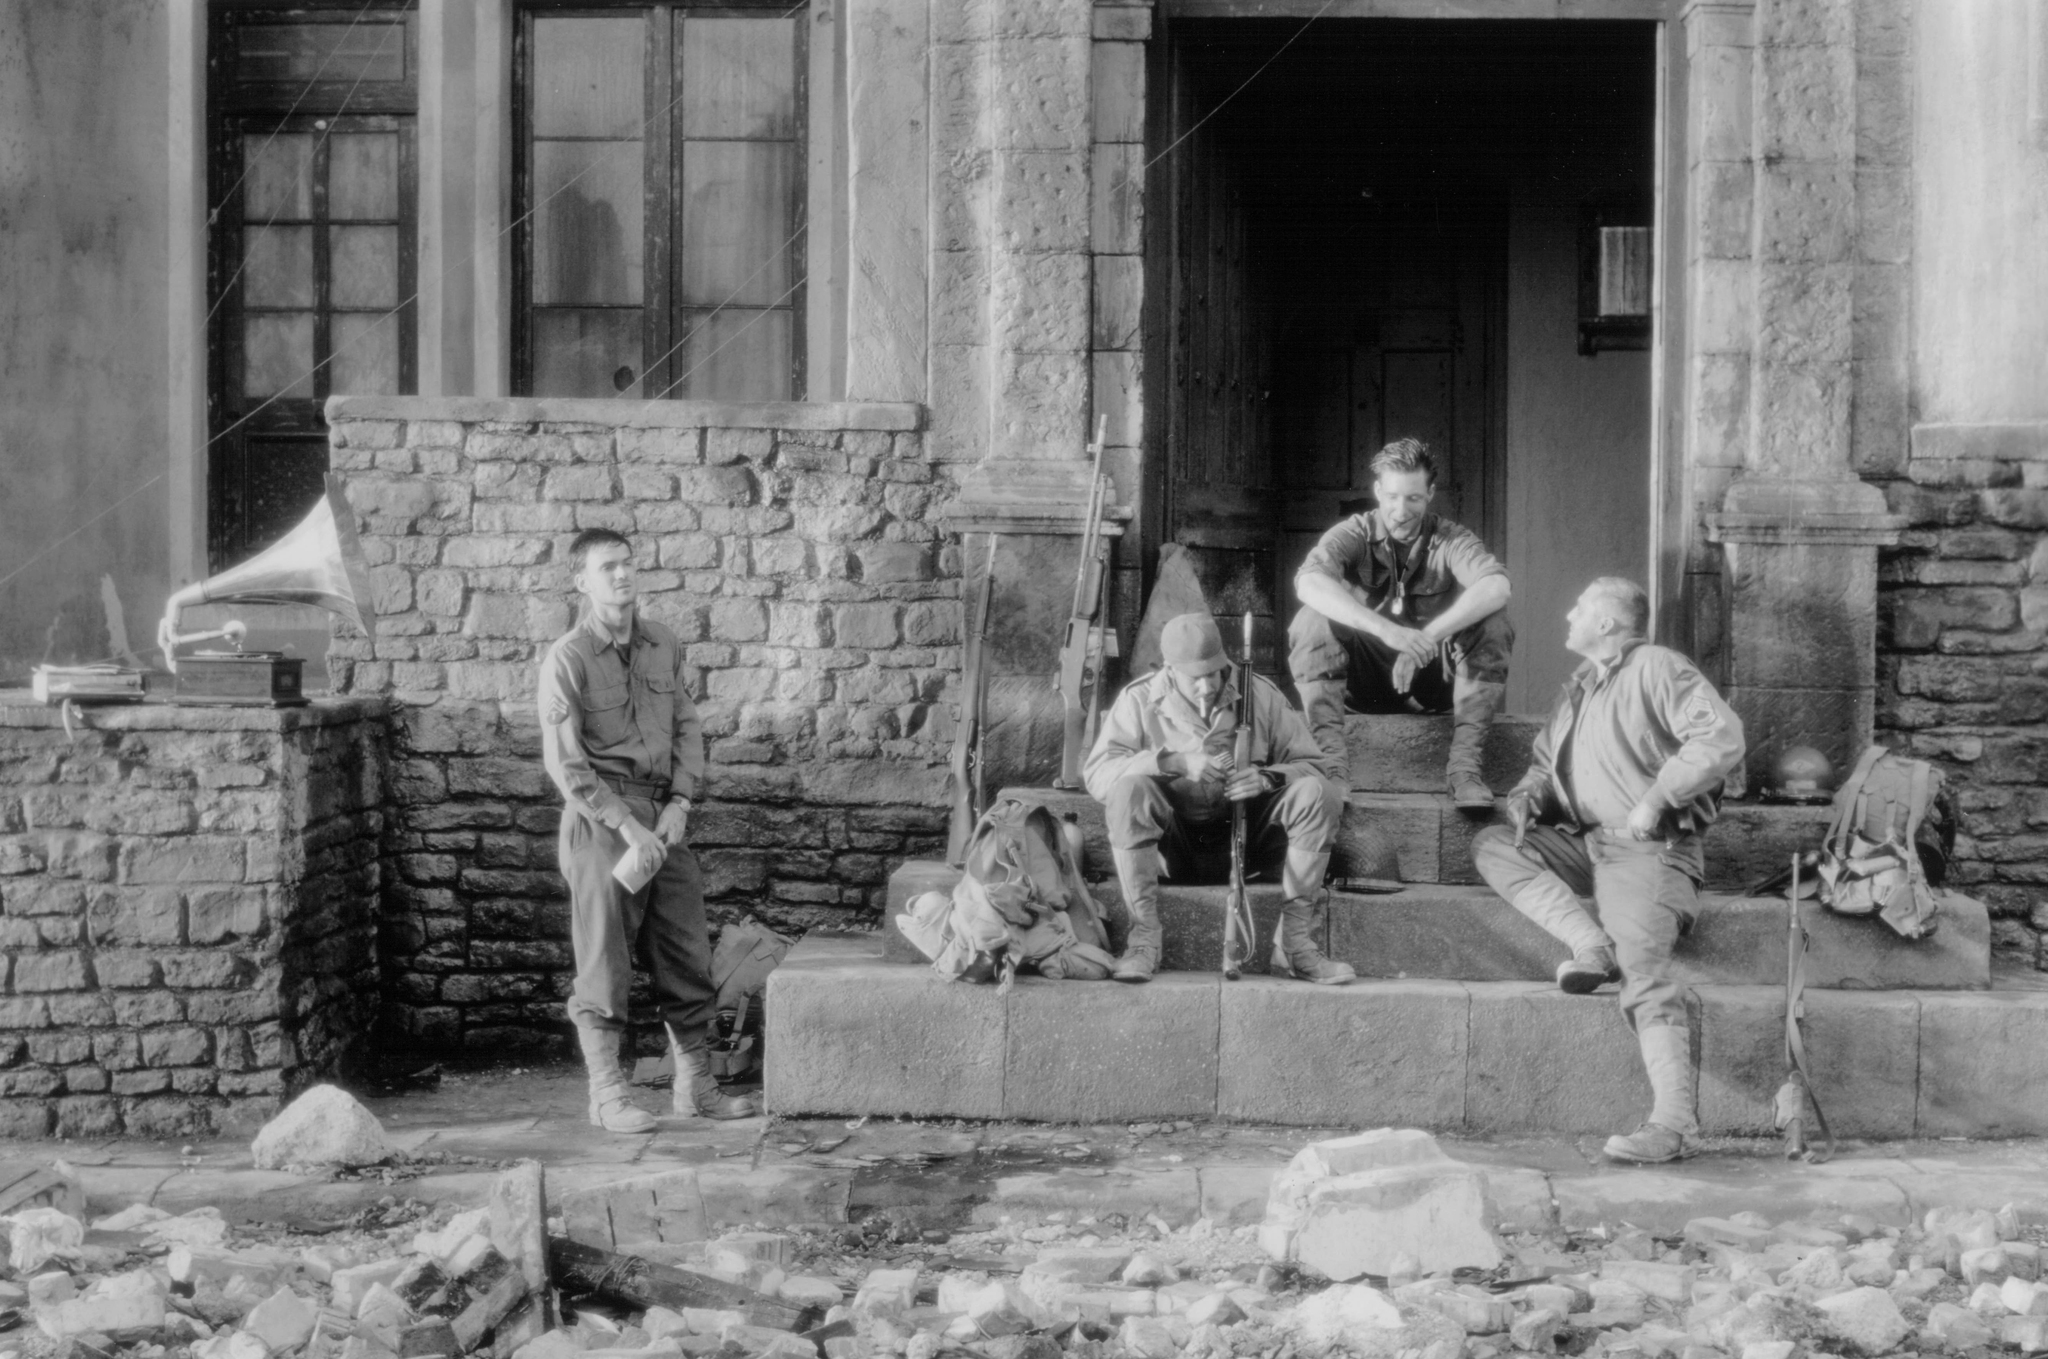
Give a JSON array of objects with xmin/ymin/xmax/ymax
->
[{"xmin": 157, "ymin": 474, "xmax": 379, "ymax": 670}]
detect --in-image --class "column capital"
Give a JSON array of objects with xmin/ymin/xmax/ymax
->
[
  {"xmin": 942, "ymin": 459, "xmax": 1128, "ymax": 537},
  {"xmin": 1705, "ymin": 475, "xmax": 1904, "ymax": 546}
]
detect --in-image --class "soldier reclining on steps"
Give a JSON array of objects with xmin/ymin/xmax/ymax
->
[
  {"xmin": 1082, "ymin": 612, "xmax": 1355, "ymax": 986},
  {"xmin": 1471, "ymin": 577, "xmax": 1745, "ymax": 1165}
]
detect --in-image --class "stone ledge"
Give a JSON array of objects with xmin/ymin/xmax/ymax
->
[
  {"xmin": 1911, "ymin": 422, "xmax": 2048, "ymax": 463},
  {"xmin": 325, "ymin": 395, "xmax": 924, "ymax": 432},
  {"xmin": 765, "ymin": 935, "xmax": 2038, "ymax": 1135},
  {"xmin": 0, "ymin": 692, "xmax": 388, "ymax": 731}
]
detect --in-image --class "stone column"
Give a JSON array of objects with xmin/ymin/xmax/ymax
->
[
  {"xmin": 938, "ymin": 0, "xmax": 1131, "ymax": 787},
  {"xmin": 1704, "ymin": 0, "xmax": 1903, "ymax": 789}
]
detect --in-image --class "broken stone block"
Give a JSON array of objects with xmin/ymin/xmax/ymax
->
[
  {"xmin": 36, "ymin": 1269, "xmax": 167, "ymax": 1344},
  {"xmin": 962, "ymin": 1281, "xmax": 1040, "ymax": 1338},
  {"xmin": 1739, "ymin": 1343, "xmax": 1794, "ymax": 1359},
  {"xmin": 514, "ymin": 1331, "xmax": 590, "ymax": 1359},
  {"xmin": 682, "ymin": 1308, "xmax": 746, "ymax": 1335},
  {"xmin": 851, "ymin": 1270, "xmax": 918, "ymax": 1317},
  {"xmin": 1185, "ymin": 1293, "xmax": 1243, "ymax": 1328},
  {"xmin": 28, "ymin": 1272, "xmax": 75, "ymax": 1306},
  {"xmin": 1926, "ymin": 1208, "xmax": 2001, "ymax": 1252},
  {"xmin": 194, "ymin": 1333, "xmax": 271, "ymax": 1359},
  {"xmin": 1121, "ymin": 1253, "xmax": 1175, "ymax": 1287},
  {"xmin": 2002, "ymin": 1315, "xmax": 2048, "ymax": 1353},
  {"xmin": 1424, "ymin": 1289, "xmax": 1511, "ymax": 1335},
  {"xmin": 245, "ymin": 1286, "xmax": 321, "ymax": 1352},
  {"xmin": 1602, "ymin": 1260, "xmax": 1695, "ymax": 1305},
  {"xmin": 1813, "ymin": 1286, "xmax": 1908, "ymax": 1356},
  {"xmin": 1768, "ymin": 1223, "xmax": 1849, "ymax": 1250},
  {"xmin": 715, "ymin": 1233, "xmax": 790, "ymax": 1266},
  {"xmin": 1511, "ymin": 1307, "xmax": 1564, "ymax": 1353},
  {"xmin": 10, "ymin": 1206, "xmax": 83, "ymax": 1272},
  {"xmin": 779, "ymin": 1277, "xmax": 844, "ymax": 1309},
  {"xmin": 1030, "ymin": 1248, "xmax": 1131, "ymax": 1284},
  {"xmin": 1262, "ymin": 1129, "xmax": 1501, "ymax": 1282},
  {"xmin": 1684, "ymin": 1220, "xmax": 1772, "ymax": 1253},
  {"xmin": 1280, "ymin": 1283, "xmax": 1404, "ymax": 1345},
  {"xmin": 1961, "ymin": 1246, "xmax": 2011, "ymax": 1285},
  {"xmin": 1117, "ymin": 1317, "xmax": 1179, "ymax": 1359},
  {"xmin": 413, "ymin": 1208, "xmax": 493, "ymax": 1265},
  {"xmin": 1970, "ymin": 1281, "xmax": 2011, "ymax": 1316},
  {"xmin": 1924, "ymin": 1302, "xmax": 1994, "ymax": 1350},
  {"xmin": 2004, "ymin": 1277, "xmax": 2048, "ymax": 1317},
  {"xmin": 719, "ymin": 1322, "xmax": 817, "ymax": 1359},
  {"xmin": 250, "ymin": 1084, "xmax": 396, "ymax": 1170},
  {"xmin": 150, "ymin": 1209, "xmax": 232, "ymax": 1250},
  {"xmin": 334, "ymin": 1259, "xmax": 413, "ymax": 1318},
  {"xmin": 1586, "ymin": 1278, "xmax": 1648, "ymax": 1326}
]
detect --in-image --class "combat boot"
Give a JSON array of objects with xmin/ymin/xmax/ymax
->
[
  {"xmin": 575, "ymin": 1022, "xmax": 656, "ymax": 1135},
  {"xmin": 1447, "ymin": 678, "xmax": 1506, "ymax": 810},
  {"xmin": 1111, "ymin": 846, "xmax": 1164, "ymax": 982},
  {"xmin": 668, "ymin": 1024, "xmax": 761, "ymax": 1119},
  {"xmin": 1270, "ymin": 850, "xmax": 1356, "ymax": 985},
  {"xmin": 1603, "ymin": 1024, "xmax": 1700, "ymax": 1163}
]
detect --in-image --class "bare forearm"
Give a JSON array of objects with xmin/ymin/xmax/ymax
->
[
  {"xmin": 1296, "ymin": 573, "xmax": 1399, "ymax": 642},
  {"xmin": 1421, "ymin": 575, "xmax": 1510, "ymax": 644}
]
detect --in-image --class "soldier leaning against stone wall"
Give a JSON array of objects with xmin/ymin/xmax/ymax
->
[{"xmin": 537, "ymin": 527, "xmax": 758, "ymax": 1132}]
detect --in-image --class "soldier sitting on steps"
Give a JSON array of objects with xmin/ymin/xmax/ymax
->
[
  {"xmin": 1471, "ymin": 577, "xmax": 1745, "ymax": 1165},
  {"xmin": 1082, "ymin": 612, "xmax": 1356, "ymax": 986},
  {"xmin": 1287, "ymin": 437, "xmax": 1514, "ymax": 809}
]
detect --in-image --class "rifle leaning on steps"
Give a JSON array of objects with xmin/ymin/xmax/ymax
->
[
  {"xmin": 946, "ymin": 533, "xmax": 1000, "ymax": 867},
  {"xmin": 1223, "ymin": 610, "xmax": 1258, "ymax": 980},
  {"xmin": 1774, "ymin": 849, "xmax": 1834, "ymax": 1164},
  {"xmin": 1053, "ymin": 415, "xmax": 1112, "ymax": 791}
]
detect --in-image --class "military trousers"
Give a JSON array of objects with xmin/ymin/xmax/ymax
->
[{"xmin": 559, "ymin": 793, "xmax": 715, "ymax": 1035}]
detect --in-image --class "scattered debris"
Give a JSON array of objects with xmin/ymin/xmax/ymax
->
[{"xmin": 1261, "ymin": 1128, "xmax": 1503, "ymax": 1280}]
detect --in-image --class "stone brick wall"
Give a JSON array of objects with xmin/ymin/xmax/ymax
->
[
  {"xmin": 324, "ymin": 395, "xmax": 950, "ymax": 1056},
  {"xmin": 0, "ymin": 698, "xmax": 385, "ymax": 1137},
  {"xmin": 1879, "ymin": 424, "xmax": 2048, "ymax": 971}
]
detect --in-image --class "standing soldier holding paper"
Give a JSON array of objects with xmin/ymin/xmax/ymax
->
[{"xmin": 538, "ymin": 528, "xmax": 758, "ymax": 1132}]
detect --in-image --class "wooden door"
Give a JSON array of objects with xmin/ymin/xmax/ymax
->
[{"xmin": 1273, "ymin": 219, "xmax": 1503, "ymax": 608}]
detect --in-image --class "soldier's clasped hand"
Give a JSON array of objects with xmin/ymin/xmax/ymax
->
[
  {"xmin": 1505, "ymin": 790, "xmax": 1537, "ymax": 847},
  {"xmin": 1225, "ymin": 767, "xmax": 1271, "ymax": 802}
]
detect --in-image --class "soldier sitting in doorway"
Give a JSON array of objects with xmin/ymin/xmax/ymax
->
[
  {"xmin": 1083, "ymin": 612, "xmax": 1355, "ymax": 987},
  {"xmin": 1287, "ymin": 437, "xmax": 1514, "ymax": 808}
]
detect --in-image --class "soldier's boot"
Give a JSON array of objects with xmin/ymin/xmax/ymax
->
[
  {"xmin": 1603, "ymin": 1024, "xmax": 1701, "ymax": 1163},
  {"xmin": 575, "ymin": 1022, "xmax": 657, "ymax": 1135},
  {"xmin": 1447, "ymin": 678, "xmax": 1507, "ymax": 810},
  {"xmin": 668, "ymin": 1023, "xmax": 760, "ymax": 1120},
  {"xmin": 1295, "ymin": 678, "xmax": 1353, "ymax": 787},
  {"xmin": 1507, "ymin": 871, "xmax": 1619, "ymax": 994},
  {"xmin": 1111, "ymin": 846, "xmax": 1164, "ymax": 983},
  {"xmin": 1271, "ymin": 849, "xmax": 1356, "ymax": 985}
]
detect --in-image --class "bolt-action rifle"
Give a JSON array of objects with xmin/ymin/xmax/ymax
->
[
  {"xmin": 946, "ymin": 534, "xmax": 999, "ymax": 867},
  {"xmin": 1223, "ymin": 610, "xmax": 1258, "ymax": 980},
  {"xmin": 1053, "ymin": 416, "xmax": 1111, "ymax": 791}
]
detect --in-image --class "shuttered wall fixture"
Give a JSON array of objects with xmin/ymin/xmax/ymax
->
[{"xmin": 514, "ymin": 3, "xmax": 807, "ymax": 402}]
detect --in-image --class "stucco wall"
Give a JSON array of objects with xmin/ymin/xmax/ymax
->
[
  {"xmin": 1505, "ymin": 200, "xmax": 1653, "ymax": 713},
  {"xmin": 1913, "ymin": 0, "xmax": 2048, "ymax": 425},
  {"xmin": 0, "ymin": 1, "xmax": 172, "ymax": 683}
]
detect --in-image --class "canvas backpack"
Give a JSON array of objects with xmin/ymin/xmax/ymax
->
[
  {"xmin": 1816, "ymin": 744, "xmax": 1956, "ymax": 941},
  {"xmin": 705, "ymin": 918, "xmax": 792, "ymax": 1084},
  {"xmin": 896, "ymin": 796, "xmax": 1116, "ymax": 987}
]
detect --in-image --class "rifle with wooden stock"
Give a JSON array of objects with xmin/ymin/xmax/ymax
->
[
  {"xmin": 1052, "ymin": 416, "xmax": 1111, "ymax": 791},
  {"xmin": 1223, "ymin": 610, "xmax": 1257, "ymax": 980},
  {"xmin": 946, "ymin": 533, "xmax": 1000, "ymax": 867}
]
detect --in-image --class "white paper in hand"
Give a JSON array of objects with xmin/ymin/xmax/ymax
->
[{"xmin": 613, "ymin": 845, "xmax": 659, "ymax": 893}]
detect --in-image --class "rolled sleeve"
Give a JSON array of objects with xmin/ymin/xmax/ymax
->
[
  {"xmin": 1296, "ymin": 515, "xmax": 1372, "ymax": 588},
  {"xmin": 538, "ymin": 645, "xmax": 633, "ymax": 830},
  {"xmin": 1440, "ymin": 528, "xmax": 1507, "ymax": 589}
]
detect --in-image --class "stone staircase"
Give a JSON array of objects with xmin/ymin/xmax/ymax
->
[{"xmin": 764, "ymin": 713, "xmax": 2039, "ymax": 1137}]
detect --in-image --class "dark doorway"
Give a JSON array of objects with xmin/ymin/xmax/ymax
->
[{"xmin": 1147, "ymin": 18, "xmax": 1658, "ymax": 708}]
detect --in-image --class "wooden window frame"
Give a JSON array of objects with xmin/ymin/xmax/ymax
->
[
  {"xmin": 207, "ymin": 2, "xmax": 419, "ymax": 569},
  {"xmin": 511, "ymin": 1, "xmax": 809, "ymax": 402}
]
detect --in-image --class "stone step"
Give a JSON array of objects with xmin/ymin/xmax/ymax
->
[
  {"xmin": 764, "ymin": 934, "xmax": 2048, "ymax": 1135},
  {"xmin": 882, "ymin": 859, "xmax": 1991, "ymax": 990},
  {"xmin": 996, "ymin": 785, "xmax": 1834, "ymax": 891},
  {"xmin": 1345, "ymin": 712, "xmax": 1544, "ymax": 793}
]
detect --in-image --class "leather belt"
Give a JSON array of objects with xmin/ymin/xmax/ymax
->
[{"xmin": 599, "ymin": 773, "xmax": 671, "ymax": 801}]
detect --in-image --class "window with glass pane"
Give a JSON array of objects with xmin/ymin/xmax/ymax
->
[
  {"xmin": 208, "ymin": 5, "xmax": 417, "ymax": 569},
  {"xmin": 518, "ymin": 5, "xmax": 804, "ymax": 401}
]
